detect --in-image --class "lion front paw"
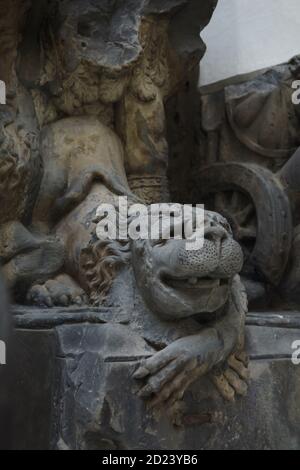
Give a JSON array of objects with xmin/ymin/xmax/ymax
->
[
  {"xmin": 27, "ymin": 274, "xmax": 88, "ymax": 307},
  {"xmin": 210, "ymin": 350, "xmax": 250, "ymax": 402}
]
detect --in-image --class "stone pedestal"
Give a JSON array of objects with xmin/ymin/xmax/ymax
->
[{"xmin": 9, "ymin": 308, "xmax": 300, "ymax": 450}]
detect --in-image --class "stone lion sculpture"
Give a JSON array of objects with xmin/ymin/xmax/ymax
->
[
  {"xmin": 0, "ymin": 0, "xmax": 248, "ymax": 447},
  {"xmin": 3, "ymin": 115, "xmax": 247, "ymax": 415}
]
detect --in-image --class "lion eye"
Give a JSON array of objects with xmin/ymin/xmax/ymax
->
[
  {"xmin": 221, "ymin": 222, "xmax": 232, "ymax": 234},
  {"xmin": 151, "ymin": 239, "xmax": 167, "ymax": 248}
]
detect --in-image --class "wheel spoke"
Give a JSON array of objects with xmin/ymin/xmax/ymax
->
[
  {"xmin": 214, "ymin": 192, "xmax": 227, "ymax": 211},
  {"xmin": 234, "ymin": 204, "xmax": 255, "ymax": 225},
  {"xmin": 230, "ymin": 191, "xmax": 241, "ymax": 211},
  {"xmin": 238, "ymin": 226, "xmax": 257, "ymax": 240}
]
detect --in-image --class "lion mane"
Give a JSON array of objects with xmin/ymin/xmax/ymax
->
[{"xmin": 80, "ymin": 238, "xmax": 131, "ymax": 306}]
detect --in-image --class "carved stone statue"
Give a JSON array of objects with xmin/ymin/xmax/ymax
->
[
  {"xmin": 0, "ymin": 0, "xmax": 250, "ymax": 449},
  {"xmin": 30, "ymin": 116, "xmax": 248, "ymax": 448},
  {"xmin": 196, "ymin": 57, "xmax": 300, "ymax": 307},
  {"xmin": 0, "ymin": 0, "xmax": 300, "ymax": 450},
  {"xmin": 3, "ymin": 0, "xmax": 300, "ymax": 452},
  {"xmin": 24, "ymin": 116, "xmax": 248, "ymax": 426}
]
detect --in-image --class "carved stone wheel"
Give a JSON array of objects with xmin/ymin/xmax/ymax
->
[{"xmin": 195, "ymin": 162, "xmax": 293, "ymax": 285}]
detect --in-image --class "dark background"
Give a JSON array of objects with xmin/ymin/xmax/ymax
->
[{"xmin": 0, "ymin": 273, "xmax": 11, "ymax": 450}]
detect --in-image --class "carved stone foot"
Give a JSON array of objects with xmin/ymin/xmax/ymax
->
[
  {"xmin": 0, "ymin": 223, "xmax": 65, "ymax": 297},
  {"xmin": 27, "ymin": 274, "xmax": 88, "ymax": 308},
  {"xmin": 210, "ymin": 350, "xmax": 250, "ymax": 402}
]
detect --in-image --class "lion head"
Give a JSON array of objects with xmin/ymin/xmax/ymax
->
[
  {"xmin": 130, "ymin": 210, "xmax": 243, "ymax": 321},
  {"xmin": 81, "ymin": 208, "xmax": 243, "ymax": 323}
]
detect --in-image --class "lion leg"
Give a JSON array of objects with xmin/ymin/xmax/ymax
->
[
  {"xmin": 0, "ymin": 222, "xmax": 65, "ymax": 301},
  {"xmin": 0, "ymin": 222, "xmax": 88, "ymax": 307},
  {"xmin": 27, "ymin": 274, "xmax": 88, "ymax": 308}
]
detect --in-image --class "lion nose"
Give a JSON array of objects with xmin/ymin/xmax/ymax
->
[
  {"xmin": 177, "ymin": 239, "xmax": 220, "ymax": 277},
  {"xmin": 177, "ymin": 237, "xmax": 243, "ymax": 279},
  {"xmin": 203, "ymin": 213, "xmax": 231, "ymax": 248}
]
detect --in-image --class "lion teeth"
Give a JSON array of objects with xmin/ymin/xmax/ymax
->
[{"xmin": 188, "ymin": 277, "xmax": 198, "ymax": 285}]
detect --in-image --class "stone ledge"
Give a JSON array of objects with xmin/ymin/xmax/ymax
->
[{"xmin": 7, "ymin": 309, "xmax": 300, "ymax": 449}]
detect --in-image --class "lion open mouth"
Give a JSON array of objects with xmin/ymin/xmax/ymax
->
[{"xmin": 163, "ymin": 275, "xmax": 228, "ymax": 291}]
